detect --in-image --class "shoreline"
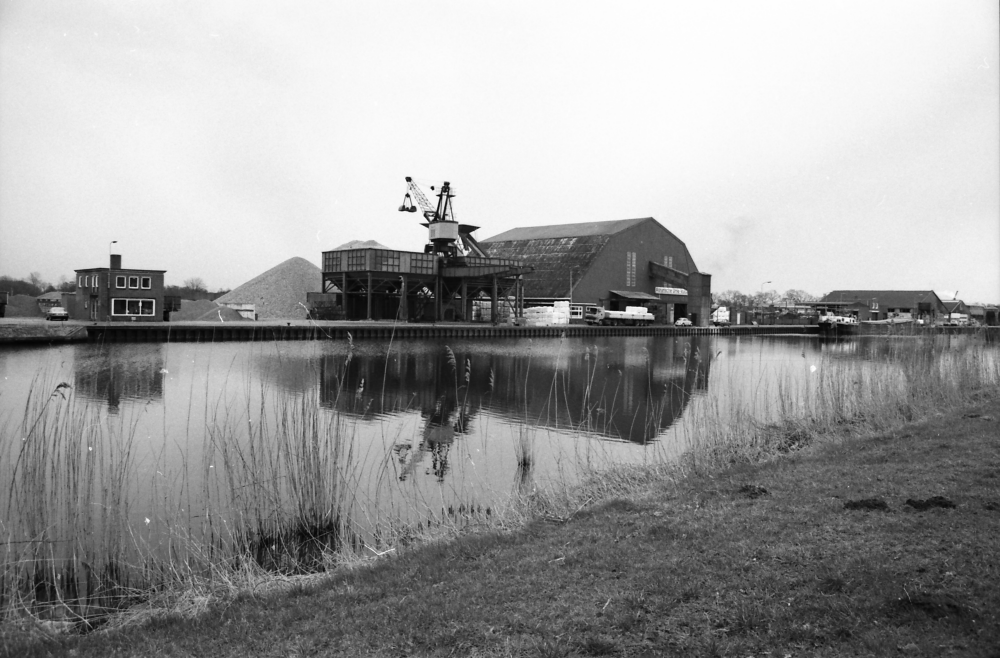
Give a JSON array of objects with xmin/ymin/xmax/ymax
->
[{"xmin": 5, "ymin": 384, "xmax": 998, "ymax": 656}]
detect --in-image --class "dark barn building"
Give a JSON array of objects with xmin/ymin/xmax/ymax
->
[
  {"xmin": 818, "ymin": 290, "xmax": 948, "ymax": 324},
  {"xmin": 73, "ymin": 254, "xmax": 166, "ymax": 322},
  {"xmin": 481, "ymin": 217, "xmax": 712, "ymax": 326}
]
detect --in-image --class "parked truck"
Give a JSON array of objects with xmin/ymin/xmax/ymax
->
[
  {"xmin": 711, "ymin": 306, "xmax": 730, "ymax": 326},
  {"xmin": 585, "ymin": 305, "xmax": 654, "ymax": 326}
]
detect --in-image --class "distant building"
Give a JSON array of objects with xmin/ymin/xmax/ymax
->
[
  {"xmin": 36, "ymin": 291, "xmax": 74, "ymax": 311},
  {"xmin": 818, "ymin": 290, "xmax": 948, "ymax": 324},
  {"xmin": 942, "ymin": 299, "xmax": 971, "ymax": 324},
  {"xmin": 482, "ymin": 217, "xmax": 712, "ymax": 326},
  {"xmin": 73, "ymin": 254, "xmax": 166, "ymax": 322}
]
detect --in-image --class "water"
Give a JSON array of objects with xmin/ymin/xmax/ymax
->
[{"xmin": 0, "ymin": 332, "xmax": 922, "ymax": 612}]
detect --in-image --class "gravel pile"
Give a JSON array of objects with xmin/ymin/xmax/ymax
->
[
  {"xmin": 214, "ymin": 257, "xmax": 322, "ymax": 320},
  {"xmin": 332, "ymin": 239, "xmax": 390, "ymax": 250}
]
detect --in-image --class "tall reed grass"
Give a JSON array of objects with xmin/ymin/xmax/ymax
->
[
  {"xmin": 678, "ymin": 334, "xmax": 1000, "ymax": 473},
  {"xmin": 1, "ymin": 332, "xmax": 997, "ymax": 631}
]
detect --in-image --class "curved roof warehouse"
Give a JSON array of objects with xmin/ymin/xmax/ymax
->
[{"xmin": 482, "ymin": 217, "xmax": 712, "ymax": 326}]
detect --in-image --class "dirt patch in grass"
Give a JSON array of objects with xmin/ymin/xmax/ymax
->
[
  {"xmin": 844, "ymin": 497, "xmax": 890, "ymax": 511},
  {"xmin": 905, "ymin": 496, "xmax": 956, "ymax": 511},
  {"xmin": 737, "ymin": 484, "xmax": 770, "ymax": 499}
]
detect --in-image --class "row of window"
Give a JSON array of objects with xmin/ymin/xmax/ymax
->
[
  {"xmin": 112, "ymin": 298, "xmax": 156, "ymax": 316},
  {"xmin": 76, "ymin": 275, "xmax": 152, "ymax": 289},
  {"xmin": 625, "ymin": 251, "xmax": 637, "ymax": 287}
]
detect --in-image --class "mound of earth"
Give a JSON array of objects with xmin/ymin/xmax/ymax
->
[
  {"xmin": 332, "ymin": 239, "xmax": 390, "ymax": 250},
  {"xmin": 2, "ymin": 294, "xmax": 44, "ymax": 318},
  {"xmin": 215, "ymin": 257, "xmax": 321, "ymax": 320}
]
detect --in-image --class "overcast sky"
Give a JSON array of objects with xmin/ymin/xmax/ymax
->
[{"xmin": 2, "ymin": 1, "xmax": 998, "ymax": 302}]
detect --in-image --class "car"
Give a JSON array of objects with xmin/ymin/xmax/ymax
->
[
  {"xmin": 674, "ymin": 317, "xmax": 692, "ymax": 327},
  {"xmin": 712, "ymin": 320, "xmax": 731, "ymax": 327},
  {"xmin": 46, "ymin": 307, "xmax": 69, "ymax": 321}
]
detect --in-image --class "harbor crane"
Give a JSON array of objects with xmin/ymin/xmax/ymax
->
[{"xmin": 398, "ymin": 177, "xmax": 487, "ymax": 258}]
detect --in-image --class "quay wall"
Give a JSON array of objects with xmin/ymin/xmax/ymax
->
[
  {"xmin": 0, "ymin": 321, "xmax": 89, "ymax": 344},
  {"xmin": 4, "ymin": 320, "xmax": 994, "ymax": 345},
  {"xmin": 83, "ymin": 322, "xmax": 813, "ymax": 342}
]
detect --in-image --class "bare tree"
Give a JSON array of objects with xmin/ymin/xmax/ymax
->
[
  {"xmin": 56, "ymin": 275, "xmax": 76, "ymax": 292},
  {"xmin": 783, "ymin": 289, "xmax": 817, "ymax": 303},
  {"xmin": 28, "ymin": 272, "xmax": 47, "ymax": 290},
  {"xmin": 183, "ymin": 277, "xmax": 207, "ymax": 292},
  {"xmin": 714, "ymin": 289, "xmax": 753, "ymax": 308}
]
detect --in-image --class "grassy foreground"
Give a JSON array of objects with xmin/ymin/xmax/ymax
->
[{"xmin": 5, "ymin": 393, "xmax": 999, "ymax": 657}]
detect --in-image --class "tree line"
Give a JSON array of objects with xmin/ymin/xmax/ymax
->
[
  {"xmin": 0, "ymin": 273, "xmax": 227, "ymax": 300},
  {"xmin": 713, "ymin": 288, "xmax": 820, "ymax": 308}
]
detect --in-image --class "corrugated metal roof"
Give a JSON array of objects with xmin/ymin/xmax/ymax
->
[
  {"xmin": 481, "ymin": 217, "xmax": 652, "ymax": 242},
  {"xmin": 485, "ymin": 235, "xmax": 609, "ymax": 298}
]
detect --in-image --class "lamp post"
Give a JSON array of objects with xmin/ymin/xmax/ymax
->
[{"xmin": 759, "ymin": 281, "xmax": 771, "ymax": 324}]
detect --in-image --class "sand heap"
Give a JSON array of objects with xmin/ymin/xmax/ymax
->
[
  {"xmin": 214, "ymin": 257, "xmax": 321, "ymax": 320},
  {"xmin": 332, "ymin": 239, "xmax": 390, "ymax": 250}
]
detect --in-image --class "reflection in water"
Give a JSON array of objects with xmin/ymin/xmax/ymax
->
[
  {"xmin": 317, "ymin": 336, "xmax": 712, "ymax": 446},
  {"xmin": 0, "ymin": 335, "xmax": 748, "ymax": 619},
  {"xmin": 73, "ymin": 345, "xmax": 166, "ymax": 412}
]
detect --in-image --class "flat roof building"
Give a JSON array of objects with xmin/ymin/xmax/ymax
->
[{"xmin": 73, "ymin": 254, "xmax": 166, "ymax": 322}]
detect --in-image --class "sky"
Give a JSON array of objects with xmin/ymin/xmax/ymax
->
[{"xmin": 1, "ymin": 0, "xmax": 998, "ymax": 302}]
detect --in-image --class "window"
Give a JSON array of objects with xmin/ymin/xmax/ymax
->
[
  {"xmin": 141, "ymin": 276, "xmax": 151, "ymax": 289},
  {"xmin": 372, "ymin": 250, "xmax": 400, "ymax": 272},
  {"xmin": 116, "ymin": 276, "xmax": 126, "ymax": 288},
  {"xmin": 626, "ymin": 252, "xmax": 636, "ymax": 287},
  {"xmin": 78, "ymin": 276, "xmax": 83, "ymax": 287},
  {"xmin": 346, "ymin": 251, "xmax": 367, "ymax": 271},
  {"xmin": 128, "ymin": 276, "xmax": 139, "ymax": 289},
  {"xmin": 111, "ymin": 298, "xmax": 156, "ymax": 316}
]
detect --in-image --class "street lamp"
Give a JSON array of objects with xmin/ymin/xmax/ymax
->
[
  {"xmin": 109, "ymin": 240, "xmax": 117, "ymax": 253},
  {"xmin": 759, "ymin": 281, "xmax": 771, "ymax": 323}
]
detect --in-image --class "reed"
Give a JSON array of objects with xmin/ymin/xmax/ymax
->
[{"xmin": 1, "ymin": 333, "xmax": 997, "ymax": 633}]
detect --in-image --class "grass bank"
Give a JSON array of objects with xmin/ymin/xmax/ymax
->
[{"xmin": 5, "ymin": 386, "xmax": 998, "ymax": 655}]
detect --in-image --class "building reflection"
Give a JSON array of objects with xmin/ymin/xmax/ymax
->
[
  {"xmin": 73, "ymin": 345, "xmax": 165, "ymax": 412},
  {"xmin": 317, "ymin": 336, "xmax": 712, "ymax": 446}
]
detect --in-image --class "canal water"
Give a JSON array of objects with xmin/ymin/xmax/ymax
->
[{"xmin": 0, "ymin": 333, "xmax": 901, "ymax": 606}]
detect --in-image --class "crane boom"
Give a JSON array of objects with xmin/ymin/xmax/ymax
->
[{"xmin": 399, "ymin": 176, "xmax": 487, "ymax": 258}]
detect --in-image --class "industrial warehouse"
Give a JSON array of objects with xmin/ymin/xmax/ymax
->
[{"xmin": 310, "ymin": 178, "xmax": 712, "ymax": 326}]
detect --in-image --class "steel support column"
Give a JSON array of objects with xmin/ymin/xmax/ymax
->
[
  {"xmin": 399, "ymin": 275, "xmax": 408, "ymax": 321},
  {"xmin": 435, "ymin": 275, "xmax": 442, "ymax": 321},
  {"xmin": 491, "ymin": 275, "xmax": 498, "ymax": 326},
  {"xmin": 460, "ymin": 280, "xmax": 468, "ymax": 322}
]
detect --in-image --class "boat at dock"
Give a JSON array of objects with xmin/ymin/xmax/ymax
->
[{"xmin": 817, "ymin": 308, "xmax": 860, "ymax": 336}]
